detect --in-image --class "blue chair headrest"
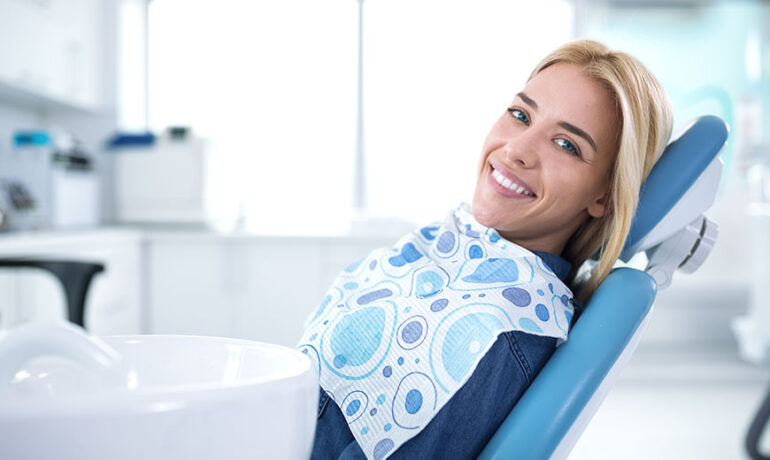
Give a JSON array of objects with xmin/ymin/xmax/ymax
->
[{"xmin": 622, "ymin": 115, "xmax": 728, "ymax": 258}]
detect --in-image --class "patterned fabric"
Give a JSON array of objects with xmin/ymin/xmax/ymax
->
[{"xmin": 297, "ymin": 202, "xmax": 575, "ymax": 460}]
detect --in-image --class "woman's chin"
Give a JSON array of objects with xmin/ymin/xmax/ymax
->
[{"xmin": 471, "ymin": 197, "xmax": 499, "ymax": 229}]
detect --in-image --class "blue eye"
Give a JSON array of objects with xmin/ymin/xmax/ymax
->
[
  {"xmin": 507, "ymin": 107, "xmax": 582, "ymax": 159},
  {"xmin": 555, "ymin": 138, "xmax": 580, "ymax": 157},
  {"xmin": 507, "ymin": 107, "xmax": 529, "ymax": 124}
]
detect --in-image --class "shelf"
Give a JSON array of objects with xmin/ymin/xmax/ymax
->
[{"xmin": 0, "ymin": 77, "xmax": 104, "ymax": 116}]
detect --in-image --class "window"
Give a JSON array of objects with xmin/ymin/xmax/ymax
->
[
  {"xmin": 363, "ymin": 0, "xmax": 573, "ymax": 225},
  {"xmin": 144, "ymin": 0, "xmax": 573, "ymax": 234}
]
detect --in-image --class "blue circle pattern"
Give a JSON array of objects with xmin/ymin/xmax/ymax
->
[
  {"xmin": 341, "ymin": 390, "xmax": 369, "ymax": 423},
  {"xmin": 430, "ymin": 298, "xmax": 448, "ymax": 312},
  {"xmin": 396, "ymin": 316, "xmax": 428, "ymax": 351},
  {"xmin": 442, "ymin": 312, "xmax": 502, "ymax": 383},
  {"xmin": 298, "ymin": 204, "xmax": 575, "ymax": 459},
  {"xmin": 391, "ymin": 372, "xmax": 437, "ymax": 429}
]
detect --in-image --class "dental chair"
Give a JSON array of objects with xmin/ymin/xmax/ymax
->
[{"xmin": 478, "ymin": 115, "xmax": 729, "ymax": 459}]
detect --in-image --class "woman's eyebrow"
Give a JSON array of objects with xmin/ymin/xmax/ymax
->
[
  {"xmin": 517, "ymin": 92, "xmax": 539, "ymax": 110},
  {"xmin": 558, "ymin": 121, "xmax": 598, "ymax": 153},
  {"xmin": 516, "ymin": 91, "xmax": 598, "ymax": 153}
]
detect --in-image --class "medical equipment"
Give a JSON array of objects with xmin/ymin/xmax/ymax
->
[
  {"xmin": 4, "ymin": 130, "xmax": 100, "ymax": 230},
  {"xmin": 298, "ymin": 203, "xmax": 574, "ymax": 459},
  {"xmin": 478, "ymin": 114, "xmax": 728, "ymax": 459},
  {"xmin": 110, "ymin": 129, "xmax": 209, "ymax": 225}
]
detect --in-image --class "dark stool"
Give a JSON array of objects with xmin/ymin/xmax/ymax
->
[{"xmin": 0, "ymin": 259, "xmax": 105, "ymax": 329}]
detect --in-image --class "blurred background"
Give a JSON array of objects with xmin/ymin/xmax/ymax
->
[{"xmin": 0, "ymin": 0, "xmax": 769, "ymax": 458}]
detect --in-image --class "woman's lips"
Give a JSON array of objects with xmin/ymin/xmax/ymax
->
[{"xmin": 487, "ymin": 162, "xmax": 536, "ymax": 199}]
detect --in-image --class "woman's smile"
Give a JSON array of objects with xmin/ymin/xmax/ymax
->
[{"xmin": 487, "ymin": 160, "xmax": 537, "ymax": 198}]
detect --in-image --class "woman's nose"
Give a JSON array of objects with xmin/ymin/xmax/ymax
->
[{"xmin": 504, "ymin": 130, "xmax": 540, "ymax": 168}]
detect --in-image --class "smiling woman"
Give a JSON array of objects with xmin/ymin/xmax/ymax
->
[
  {"xmin": 300, "ymin": 39, "xmax": 673, "ymax": 460},
  {"xmin": 508, "ymin": 43, "xmax": 673, "ymax": 303}
]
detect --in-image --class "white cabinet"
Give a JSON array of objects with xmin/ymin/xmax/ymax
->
[
  {"xmin": 146, "ymin": 234, "xmax": 394, "ymax": 347},
  {"xmin": 0, "ymin": 0, "xmax": 103, "ymax": 110},
  {"xmin": 0, "ymin": 229, "xmax": 397, "ymax": 346},
  {"xmin": 147, "ymin": 237, "xmax": 253, "ymax": 339},
  {"xmin": 146, "ymin": 237, "xmax": 320, "ymax": 344}
]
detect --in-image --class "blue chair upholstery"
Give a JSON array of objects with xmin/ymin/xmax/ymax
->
[{"xmin": 478, "ymin": 115, "xmax": 729, "ymax": 459}]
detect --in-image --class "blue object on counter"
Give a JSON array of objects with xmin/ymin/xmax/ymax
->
[
  {"xmin": 13, "ymin": 131, "xmax": 51, "ymax": 147},
  {"xmin": 104, "ymin": 132, "xmax": 156, "ymax": 150}
]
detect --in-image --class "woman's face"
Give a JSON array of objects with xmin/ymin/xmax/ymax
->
[{"xmin": 472, "ymin": 62, "xmax": 619, "ymax": 255}]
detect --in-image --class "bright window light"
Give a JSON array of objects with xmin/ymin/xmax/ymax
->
[
  {"xmin": 363, "ymin": 0, "xmax": 574, "ymax": 225},
  {"xmin": 148, "ymin": 0, "xmax": 357, "ymax": 234},
  {"xmin": 145, "ymin": 0, "xmax": 573, "ymax": 234}
]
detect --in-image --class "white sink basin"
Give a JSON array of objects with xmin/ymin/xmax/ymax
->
[{"xmin": 0, "ymin": 321, "xmax": 318, "ymax": 460}]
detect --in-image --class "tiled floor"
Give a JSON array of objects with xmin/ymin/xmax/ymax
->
[{"xmin": 568, "ymin": 345, "xmax": 770, "ymax": 459}]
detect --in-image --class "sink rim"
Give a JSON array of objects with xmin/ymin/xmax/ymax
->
[{"xmin": 0, "ymin": 334, "xmax": 316, "ymax": 418}]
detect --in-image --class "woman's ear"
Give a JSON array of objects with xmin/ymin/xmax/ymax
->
[{"xmin": 587, "ymin": 187, "xmax": 611, "ymax": 218}]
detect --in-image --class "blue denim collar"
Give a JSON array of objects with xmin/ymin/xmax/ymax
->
[{"xmin": 530, "ymin": 250, "xmax": 572, "ymax": 283}]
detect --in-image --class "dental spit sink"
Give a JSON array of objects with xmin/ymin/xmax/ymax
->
[{"xmin": 0, "ymin": 321, "xmax": 318, "ymax": 460}]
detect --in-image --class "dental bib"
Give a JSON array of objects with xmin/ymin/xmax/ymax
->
[{"xmin": 297, "ymin": 202, "xmax": 575, "ymax": 460}]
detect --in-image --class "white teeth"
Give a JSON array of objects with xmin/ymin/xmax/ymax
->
[{"xmin": 492, "ymin": 168, "xmax": 533, "ymax": 196}]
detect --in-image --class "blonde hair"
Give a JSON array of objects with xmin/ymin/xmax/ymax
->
[{"xmin": 527, "ymin": 39, "xmax": 673, "ymax": 302}]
